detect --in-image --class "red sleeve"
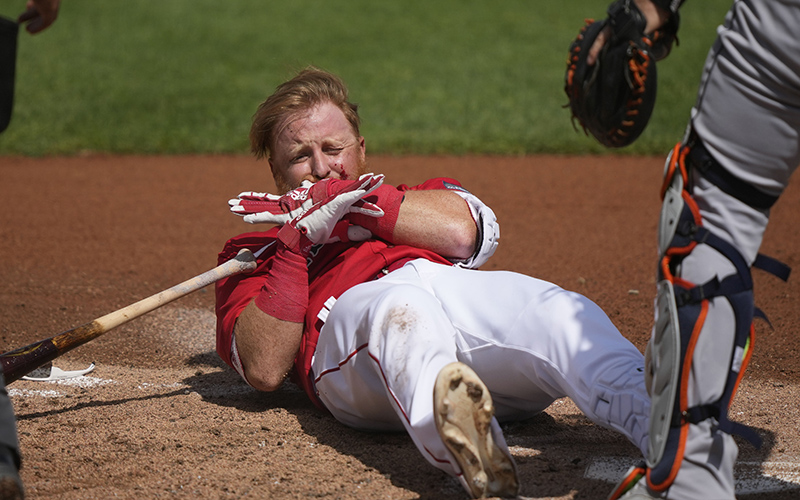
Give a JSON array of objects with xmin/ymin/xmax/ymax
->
[
  {"xmin": 214, "ymin": 229, "xmax": 279, "ymax": 368},
  {"xmin": 396, "ymin": 177, "xmax": 465, "ymax": 192}
]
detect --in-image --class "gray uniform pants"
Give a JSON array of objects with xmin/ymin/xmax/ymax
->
[
  {"xmin": 665, "ymin": 1, "xmax": 800, "ymax": 498},
  {"xmin": 0, "ymin": 375, "xmax": 20, "ymax": 466}
]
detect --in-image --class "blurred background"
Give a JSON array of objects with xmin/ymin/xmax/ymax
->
[{"xmin": 0, "ymin": 0, "xmax": 731, "ymax": 156}]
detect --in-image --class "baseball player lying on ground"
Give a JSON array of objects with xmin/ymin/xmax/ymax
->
[{"xmin": 214, "ymin": 67, "xmax": 650, "ymax": 499}]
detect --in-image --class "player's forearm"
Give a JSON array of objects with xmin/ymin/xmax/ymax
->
[
  {"xmin": 393, "ymin": 189, "xmax": 478, "ymax": 260},
  {"xmin": 234, "ymin": 240, "xmax": 309, "ymax": 392},
  {"xmin": 234, "ymin": 302, "xmax": 303, "ymax": 392}
]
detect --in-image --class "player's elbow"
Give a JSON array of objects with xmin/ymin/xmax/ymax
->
[
  {"xmin": 239, "ymin": 345, "xmax": 293, "ymax": 392},
  {"xmin": 244, "ymin": 362, "xmax": 288, "ymax": 392},
  {"xmin": 249, "ymin": 374, "xmax": 285, "ymax": 393},
  {"xmin": 446, "ymin": 220, "xmax": 479, "ymax": 260},
  {"xmin": 233, "ymin": 302, "xmax": 302, "ymax": 392}
]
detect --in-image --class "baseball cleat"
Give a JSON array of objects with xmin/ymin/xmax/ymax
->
[{"xmin": 434, "ymin": 362, "xmax": 519, "ymax": 499}]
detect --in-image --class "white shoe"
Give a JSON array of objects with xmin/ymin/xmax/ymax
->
[{"xmin": 433, "ymin": 362, "xmax": 519, "ymax": 499}]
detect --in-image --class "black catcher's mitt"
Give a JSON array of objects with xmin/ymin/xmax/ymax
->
[{"xmin": 564, "ymin": 0, "xmax": 679, "ymax": 148}]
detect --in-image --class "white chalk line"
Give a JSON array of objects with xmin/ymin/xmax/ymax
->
[
  {"xmin": 10, "ymin": 374, "xmax": 257, "ymax": 399},
  {"xmin": 584, "ymin": 456, "xmax": 800, "ymax": 494},
  {"xmin": 9, "ymin": 375, "xmax": 116, "ymax": 398}
]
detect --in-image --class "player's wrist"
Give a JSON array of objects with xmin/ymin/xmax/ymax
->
[
  {"xmin": 276, "ymin": 222, "xmax": 313, "ymax": 255},
  {"xmin": 633, "ymin": 0, "xmax": 670, "ymax": 33},
  {"xmin": 647, "ymin": 0, "xmax": 683, "ymax": 16},
  {"xmin": 348, "ymin": 184, "xmax": 404, "ymax": 242},
  {"xmin": 253, "ymin": 244, "xmax": 308, "ymax": 323}
]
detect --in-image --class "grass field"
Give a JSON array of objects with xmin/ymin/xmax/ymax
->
[{"xmin": 0, "ymin": 0, "xmax": 733, "ymax": 156}]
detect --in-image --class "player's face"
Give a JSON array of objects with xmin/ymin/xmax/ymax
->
[{"xmin": 269, "ymin": 101, "xmax": 367, "ymax": 193}]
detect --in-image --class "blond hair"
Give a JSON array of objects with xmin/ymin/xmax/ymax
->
[{"xmin": 250, "ymin": 67, "xmax": 361, "ymax": 160}]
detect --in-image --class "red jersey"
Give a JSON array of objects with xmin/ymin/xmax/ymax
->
[{"xmin": 215, "ymin": 178, "xmax": 462, "ymax": 405}]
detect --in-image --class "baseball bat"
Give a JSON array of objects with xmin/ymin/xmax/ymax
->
[{"xmin": 0, "ymin": 248, "xmax": 257, "ymax": 384}]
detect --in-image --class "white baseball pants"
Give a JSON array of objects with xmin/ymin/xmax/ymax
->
[{"xmin": 311, "ymin": 259, "xmax": 648, "ymax": 480}]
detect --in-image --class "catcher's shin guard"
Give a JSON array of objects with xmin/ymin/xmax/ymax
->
[{"xmin": 645, "ymin": 144, "xmax": 790, "ymax": 491}]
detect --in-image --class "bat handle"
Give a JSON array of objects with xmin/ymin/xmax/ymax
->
[{"xmin": 95, "ymin": 248, "xmax": 257, "ymax": 332}]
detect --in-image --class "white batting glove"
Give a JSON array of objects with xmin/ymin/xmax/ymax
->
[
  {"xmin": 229, "ymin": 174, "xmax": 385, "ymax": 225},
  {"xmin": 229, "ymin": 180, "xmax": 314, "ymax": 225},
  {"xmin": 277, "ymin": 174, "xmax": 384, "ymax": 255}
]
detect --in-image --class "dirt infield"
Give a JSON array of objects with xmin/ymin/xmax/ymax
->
[{"xmin": 1, "ymin": 154, "xmax": 798, "ymax": 499}]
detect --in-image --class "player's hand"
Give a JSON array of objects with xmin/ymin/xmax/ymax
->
[
  {"xmin": 229, "ymin": 181, "xmax": 313, "ymax": 224},
  {"xmin": 587, "ymin": 0, "xmax": 671, "ymax": 66},
  {"xmin": 18, "ymin": 0, "xmax": 61, "ymax": 34},
  {"xmin": 277, "ymin": 174, "xmax": 384, "ymax": 255},
  {"xmin": 229, "ymin": 175, "xmax": 384, "ymax": 225}
]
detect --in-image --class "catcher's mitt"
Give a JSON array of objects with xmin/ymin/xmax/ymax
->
[{"xmin": 564, "ymin": 0, "xmax": 679, "ymax": 148}]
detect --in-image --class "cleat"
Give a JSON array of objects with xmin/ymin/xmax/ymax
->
[{"xmin": 434, "ymin": 362, "xmax": 519, "ymax": 499}]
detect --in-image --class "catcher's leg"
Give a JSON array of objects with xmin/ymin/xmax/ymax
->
[
  {"xmin": 0, "ymin": 374, "xmax": 23, "ymax": 500},
  {"xmin": 623, "ymin": 143, "xmax": 788, "ymax": 499}
]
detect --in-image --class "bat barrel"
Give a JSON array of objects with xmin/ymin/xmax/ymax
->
[
  {"xmin": 0, "ymin": 249, "xmax": 256, "ymax": 384},
  {"xmin": 1, "ymin": 338, "xmax": 62, "ymax": 384}
]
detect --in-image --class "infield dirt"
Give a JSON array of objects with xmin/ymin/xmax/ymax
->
[{"xmin": 1, "ymin": 154, "xmax": 798, "ymax": 499}]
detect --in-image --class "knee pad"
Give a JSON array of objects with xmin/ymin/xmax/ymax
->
[{"xmin": 646, "ymin": 143, "xmax": 790, "ymax": 491}]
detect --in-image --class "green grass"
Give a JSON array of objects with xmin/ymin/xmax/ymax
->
[{"xmin": 0, "ymin": 0, "xmax": 732, "ymax": 156}]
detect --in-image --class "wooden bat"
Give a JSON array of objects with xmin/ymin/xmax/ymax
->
[{"xmin": 0, "ymin": 249, "xmax": 257, "ymax": 384}]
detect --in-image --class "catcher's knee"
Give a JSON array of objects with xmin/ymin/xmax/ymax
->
[
  {"xmin": 683, "ymin": 132, "xmax": 779, "ymax": 211},
  {"xmin": 646, "ymin": 141, "xmax": 790, "ymax": 490}
]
